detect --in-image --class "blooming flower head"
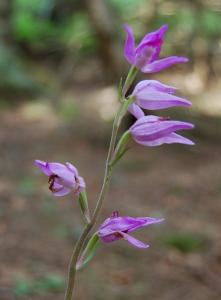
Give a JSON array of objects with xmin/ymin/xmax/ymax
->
[
  {"xmin": 130, "ymin": 115, "xmax": 194, "ymax": 147},
  {"xmin": 124, "ymin": 24, "xmax": 188, "ymax": 73},
  {"xmin": 98, "ymin": 211, "xmax": 163, "ymax": 248},
  {"xmin": 35, "ymin": 160, "xmax": 85, "ymax": 197},
  {"xmin": 128, "ymin": 80, "xmax": 192, "ymax": 119}
]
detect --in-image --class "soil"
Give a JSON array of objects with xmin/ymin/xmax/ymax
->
[{"xmin": 0, "ymin": 88, "xmax": 220, "ymax": 300}]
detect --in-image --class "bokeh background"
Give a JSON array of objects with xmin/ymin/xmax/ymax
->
[{"xmin": 0, "ymin": 0, "xmax": 221, "ymax": 299}]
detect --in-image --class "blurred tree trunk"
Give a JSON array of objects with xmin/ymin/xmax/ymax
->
[
  {"xmin": 0, "ymin": 0, "xmax": 12, "ymax": 42},
  {"xmin": 84, "ymin": 0, "xmax": 124, "ymax": 83}
]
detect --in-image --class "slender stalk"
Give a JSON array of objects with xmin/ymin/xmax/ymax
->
[
  {"xmin": 64, "ymin": 69, "xmax": 137, "ymax": 300},
  {"xmin": 64, "ymin": 103, "xmax": 124, "ymax": 300},
  {"xmin": 64, "ymin": 223, "xmax": 92, "ymax": 300},
  {"xmin": 122, "ymin": 66, "xmax": 138, "ymax": 97}
]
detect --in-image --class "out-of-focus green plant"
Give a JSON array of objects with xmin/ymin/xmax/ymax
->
[
  {"xmin": 163, "ymin": 232, "xmax": 208, "ymax": 253},
  {"xmin": 12, "ymin": 0, "xmax": 60, "ymax": 44},
  {"xmin": 11, "ymin": 0, "xmax": 97, "ymax": 55},
  {"xmin": 200, "ymin": 10, "xmax": 221, "ymax": 37},
  {"xmin": 0, "ymin": 44, "xmax": 40, "ymax": 93},
  {"xmin": 14, "ymin": 274, "xmax": 65, "ymax": 297},
  {"xmin": 62, "ymin": 12, "xmax": 97, "ymax": 55}
]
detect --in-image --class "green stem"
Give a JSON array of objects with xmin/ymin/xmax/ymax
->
[
  {"xmin": 122, "ymin": 66, "xmax": 138, "ymax": 97},
  {"xmin": 64, "ymin": 223, "xmax": 92, "ymax": 300},
  {"xmin": 64, "ymin": 69, "xmax": 137, "ymax": 300}
]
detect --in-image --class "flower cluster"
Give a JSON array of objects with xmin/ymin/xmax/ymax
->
[
  {"xmin": 35, "ymin": 24, "xmax": 194, "ymax": 298},
  {"xmin": 124, "ymin": 24, "xmax": 194, "ymax": 148}
]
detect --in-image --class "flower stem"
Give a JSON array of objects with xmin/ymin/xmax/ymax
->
[
  {"xmin": 122, "ymin": 66, "xmax": 138, "ymax": 97},
  {"xmin": 64, "ymin": 71, "xmax": 137, "ymax": 300}
]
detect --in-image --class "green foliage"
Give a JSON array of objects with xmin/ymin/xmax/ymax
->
[
  {"xmin": 163, "ymin": 232, "xmax": 208, "ymax": 253},
  {"xmin": 62, "ymin": 13, "xmax": 97, "ymax": 55},
  {"xmin": 12, "ymin": 0, "xmax": 97, "ymax": 54},
  {"xmin": 200, "ymin": 10, "xmax": 221, "ymax": 37},
  {"xmin": 111, "ymin": 0, "xmax": 145, "ymax": 12},
  {"xmin": 0, "ymin": 44, "xmax": 40, "ymax": 93},
  {"xmin": 15, "ymin": 280, "xmax": 32, "ymax": 297},
  {"xmin": 12, "ymin": 0, "xmax": 59, "ymax": 42},
  {"xmin": 14, "ymin": 274, "xmax": 65, "ymax": 297}
]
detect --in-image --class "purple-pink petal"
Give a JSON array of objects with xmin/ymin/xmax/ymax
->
[
  {"xmin": 141, "ymin": 56, "xmax": 189, "ymax": 73},
  {"xmin": 100, "ymin": 232, "xmax": 119, "ymax": 243},
  {"xmin": 130, "ymin": 116, "xmax": 194, "ymax": 136},
  {"xmin": 47, "ymin": 162, "xmax": 76, "ymax": 187},
  {"xmin": 120, "ymin": 232, "xmax": 150, "ymax": 248},
  {"xmin": 66, "ymin": 162, "xmax": 79, "ymax": 176},
  {"xmin": 124, "ymin": 24, "xmax": 135, "ymax": 64},
  {"xmin": 136, "ymin": 91, "xmax": 191, "ymax": 110},
  {"xmin": 52, "ymin": 184, "xmax": 71, "ymax": 196},
  {"xmin": 98, "ymin": 214, "xmax": 163, "ymax": 248},
  {"xmin": 34, "ymin": 160, "xmax": 85, "ymax": 197},
  {"xmin": 135, "ymin": 42, "xmax": 159, "ymax": 68},
  {"xmin": 139, "ymin": 24, "xmax": 168, "ymax": 46},
  {"xmin": 130, "ymin": 115, "xmax": 194, "ymax": 146},
  {"xmin": 35, "ymin": 160, "xmax": 52, "ymax": 176},
  {"xmin": 136, "ymin": 132, "xmax": 194, "ymax": 147},
  {"xmin": 133, "ymin": 80, "xmax": 177, "ymax": 95},
  {"xmin": 131, "ymin": 80, "xmax": 191, "ymax": 110},
  {"xmin": 128, "ymin": 103, "xmax": 144, "ymax": 119}
]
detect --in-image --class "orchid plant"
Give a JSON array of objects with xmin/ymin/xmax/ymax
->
[{"xmin": 35, "ymin": 24, "xmax": 194, "ymax": 299}]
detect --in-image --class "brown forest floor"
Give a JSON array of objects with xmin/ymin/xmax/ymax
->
[{"xmin": 0, "ymin": 91, "xmax": 221, "ymax": 300}]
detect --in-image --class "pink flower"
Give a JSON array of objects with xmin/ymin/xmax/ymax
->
[
  {"xmin": 128, "ymin": 80, "xmax": 191, "ymax": 119},
  {"xmin": 124, "ymin": 24, "xmax": 188, "ymax": 73},
  {"xmin": 98, "ymin": 211, "xmax": 163, "ymax": 248},
  {"xmin": 35, "ymin": 160, "xmax": 85, "ymax": 197},
  {"xmin": 130, "ymin": 115, "xmax": 194, "ymax": 146}
]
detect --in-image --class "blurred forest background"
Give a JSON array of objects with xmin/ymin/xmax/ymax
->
[{"xmin": 0, "ymin": 0, "xmax": 221, "ymax": 300}]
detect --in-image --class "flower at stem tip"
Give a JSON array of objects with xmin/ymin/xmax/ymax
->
[
  {"xmin": 124, "ymin": 24, "xmax": 188, "ymax": 73},
  {"xmin": 34, "ymin": 160, "xmax": 85, "ymax": 197},
  {"xmin": 98, "ymin": 211, "xmax": 164, "ymax": 248},
  {"xmin": 130, "ymin": 115, "xmax": 194, "ymax": 147}
]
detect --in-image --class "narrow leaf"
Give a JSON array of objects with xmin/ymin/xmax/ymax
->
[
  {"xmin": 76, "ymin": 233, "xmax": 99, "ymax": 270},
  {"xmin": 78, "ymin": 191, "xmax": 91, "ymax": 224}
]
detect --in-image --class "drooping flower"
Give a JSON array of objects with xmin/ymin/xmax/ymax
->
[
  {"xmin": 130, "ymin": 115, "xmax": 194, "ymax": 146},
  {"xmin": 124, "ymin": 24, "xmax": 188, "ymax": 73},
  {"xmin": 35, "ymin": 160, "xmax": 85, "ymax": 197},
  {"xmin": 98, "ymin": 211, "xmax": 163, "ymax": 248}
]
